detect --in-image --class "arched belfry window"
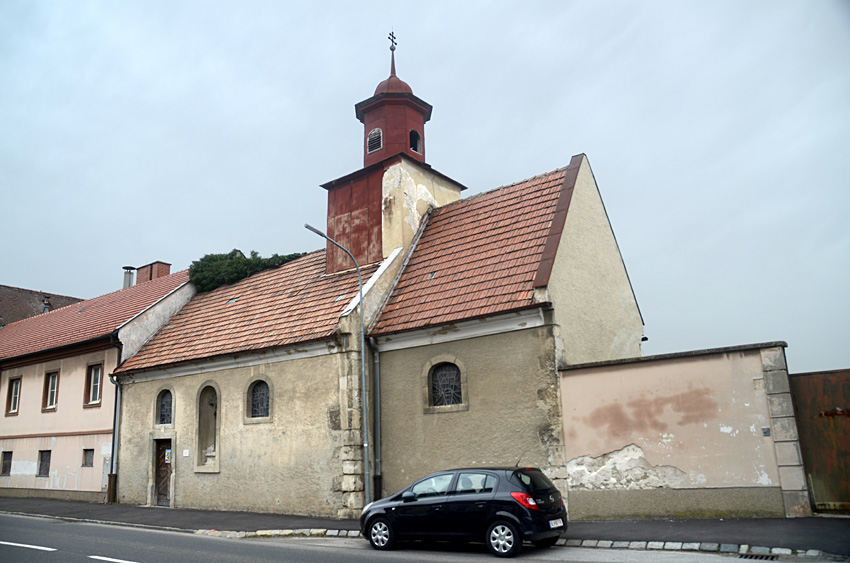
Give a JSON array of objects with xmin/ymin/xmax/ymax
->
[
  {"xmin": 157, "ymin": 390, "xmax": 173, "ymax": 425},
  {"xmin": 367, "ymin": 128, "xmax": 383, "ymax": 153},
  {"xmin": 429, "ymin": 362, "xmax": 462, "ymax": 407},
  {"xmin": 249, "ymin": 380, "xmax": 269, "ymax": 418},
  {"xmin": 409, "ymin": 130, "xmax": 421, "ymax": 153}
]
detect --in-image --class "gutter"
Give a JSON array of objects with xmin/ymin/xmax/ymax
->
[
  {"xmin": 369, "ymin": 337, "xmax": 382, "ymax": 498},
  {"xmin": 107, "ymin": 330, "xmax": 123, "ymax": 502}
]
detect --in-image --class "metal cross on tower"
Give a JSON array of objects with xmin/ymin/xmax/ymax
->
[{"xmin": 388, "ymin": 31, "xmax": 397, "ymax": 51}]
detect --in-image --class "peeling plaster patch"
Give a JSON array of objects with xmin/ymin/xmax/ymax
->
[
  {"xmin": 689, "ymin": 471, "xmax": 707, "ymax": 485},
  {"xmin": 719, "ymin": 425, "xmax": 739, "ymax": 437},
  {"xmin": 566, "ymin": 444, "xmax": 687, "ymax": 490},
  {"xmin": 755, "ymin": 471, "xmax": 772, "ymax": 485}
]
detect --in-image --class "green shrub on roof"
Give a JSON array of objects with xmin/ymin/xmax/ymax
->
[{"xmin": 189, "ymin": 249, "xmax": 305, "ymax": 293}]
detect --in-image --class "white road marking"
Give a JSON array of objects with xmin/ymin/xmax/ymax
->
[
  {"xmin": 0, "ymin": 540, "xmax": 57, "ymax": 551},
  {"xmin": 89, "ymin": 557, "xmax": 139, "ymax": 563}
]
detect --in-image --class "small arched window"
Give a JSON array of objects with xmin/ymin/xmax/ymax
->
[
  {"xmin": 249, "ymin": 380, "xmax": 269, "ymax": 418},
  {"xmin": 157, "ymin": 390, "xmax": 173, "ymax": 425},
  {"xmin": 409, "ymin": 130, "xmax": 421, "ymax": 153},
  {"xmin": 367, "ymin": 128, "xmax": 383, "ymax": 153},
  {"xmin": 429, "ymin": 363, "xmax": 462, "ymax": 407}
]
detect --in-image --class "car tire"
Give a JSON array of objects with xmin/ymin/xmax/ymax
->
[
  {"xmin": 367, "ymin": 517, "xmax": 395, "ymax": 550},
  {"xmin": 486, "ymin": 520, "xmax": 522, "ymax": 557},
  {"xmin": 533, "ymin": 535, "xmax": 559, "ymax": 548}
]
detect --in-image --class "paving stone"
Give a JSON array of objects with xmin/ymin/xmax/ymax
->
[
  {"xmin": 565, "ymin": 539, "xmax": 583, "ymax": 547},
  {"xmin": 597, "ymin": 540, "xmax": 613, "ymax": 548},
  {"xmin": 664, "ymin": 542, "xmax": 683, "ymax": 550},
  {"xmin": 279, "ymin": 530, "xmax": 295, "ymax": 536},
  {"xmin": 720, "ymin": 544, "xmax": 738, "ymax": 553},
  {"xmin": 295, "ymin": 529, "xmax": 310, "ymax": 536},
  {"xmin": 772, "ymin": 547, "xmax": 793, "ymax": 555},
  {"xmin": 628, "ymin": 541, "xmax": 647, "ymax": 550},
  {"xmin": 612, "ymin": 541, "xmax": 630, "ymax": 549},
  {"xmin": 699, "ymin": 542, "xmax": 719, "ymax": 552},
  {"xmin": 739, "ymin": 544, "xmax": 749, "ymax": 554},
  {"xmin": 751, "ymin": 546, "xmax": 771, "ymax": 554},
  {"xmin": 682, "ymin": 542, "xmax": 700, "ymax": 551},
  {"xmin": 346, "ymin": 530, "xmax": 360, "ymax": 537},
  {"xmin": 581, "ymin": 540, "xmax": 598, "ymax": 548},
  {"xmin": 325, "ymin": 529, "xmax": 340, "ymax": 536},
  {"xmin": 804, "ymin": 550, "xmax": 822, "ymax": 557},
  {"xmin": 647, "ymin": 541, "xmax": 664, "ymax": 550},
  {"xmin": 309, "ymin": 528, "xmax": 327, "ymax": 536},
  {"xmin": 555, "ymin": 538, "xmax": 567, "ymax": 546}
]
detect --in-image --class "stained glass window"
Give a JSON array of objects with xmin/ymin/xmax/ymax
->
[
  {"xmin": 430, "ymin": 363, "xmax": 462, "ymax": 406},
  {"xmin": 250, "ymin": 381, "xmax": 269, "ymax": 418},
  {"xmin": 158, "ymin": 390, "xmax": 172, "ymax": 425}
]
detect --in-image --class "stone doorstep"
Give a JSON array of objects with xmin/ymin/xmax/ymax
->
[{"xmin": 198, "ymin": 529, "xmax": 827, "ymax": 557}]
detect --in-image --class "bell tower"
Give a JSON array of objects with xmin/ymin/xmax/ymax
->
[
  {"xmin": 321, "ymin": 35, "xmax": 463, "ymax": 275},
  {"xmin": 354, "ymin": 34, "xmax": 432, "ymax": 167}
]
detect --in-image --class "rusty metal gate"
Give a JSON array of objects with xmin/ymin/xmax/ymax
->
[{"xmin": 789, "ymin": 369, "xmax": 849, "ymax": 513}]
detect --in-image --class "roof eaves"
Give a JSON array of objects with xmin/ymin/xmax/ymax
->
[
  {"xmin": 367, "ymin": 206, "xmax": 434, "ymax": 333},
  {"xmin": 532, "ymin": 154, "xmax": 583, "ymax": 289},
  {"xmin": 115, "ymin": 278, "xmax": 192, "ymax": 333}
]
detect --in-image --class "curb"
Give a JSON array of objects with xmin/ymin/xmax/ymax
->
[
  {"xmin": 558, "ymin": 538, "xmax": 832, "ymax": 559},
  {"xmin": 194, "ymin": 527, "xmax": 843, "ymax": 559}
]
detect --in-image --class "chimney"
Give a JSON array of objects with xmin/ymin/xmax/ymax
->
[
  {"xmin": 133, "ymin": 261, "xmax": 172, "ymax": 286},
  {"xmin": 122, "ymin": 266, "xmax": 135, "ymax": 289}
]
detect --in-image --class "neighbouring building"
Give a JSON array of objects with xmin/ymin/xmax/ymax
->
[
  {"xmin": 0, "ymin": 285, "xmax": 82, "ymax": 328},
  {"xmin": 0, "ymin": 263, "xmax": 192, "ymax": 501},
  {"xmin": 111, "ymin": 47, "xmax": 643, "ymax": 518}
]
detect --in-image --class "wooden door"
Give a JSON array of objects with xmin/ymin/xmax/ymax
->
[{"xmin": 155, "ymin": 440, "xmax": 172, "ymax": 507}]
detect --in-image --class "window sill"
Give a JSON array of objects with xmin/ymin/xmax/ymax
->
[
  {"xmin": 425, "ymin": 403, "xmax": 469, "ymax": 415},
  {"xmin": 83, "ymin": 402, "xmax": 102, "ymax": 409},
  {"xmin": 243, "ymin": 416, "xmax": 272, "ymax": 425},
  {"xmin": 41, "ymin": 407, "xmax": 57, "ymax": 413},
  {"xmin": 5, "ymin": 411, "xmax": 18, "ymax": 417}
]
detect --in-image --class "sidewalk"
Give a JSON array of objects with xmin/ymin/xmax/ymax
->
[{"xmin": 1, "ymin": 497, "xmax": 848, "ymax": 558}]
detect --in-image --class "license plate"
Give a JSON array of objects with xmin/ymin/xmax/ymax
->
[{"xmin": 549, "ymin": 518, "xmax": 563, "ymax": 528}]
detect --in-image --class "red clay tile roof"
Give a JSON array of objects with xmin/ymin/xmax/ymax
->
[
  {"xmin": 0, "ymin": 271, "xmax": 190, "ymax": 361},
  {"xmin": 116, "ymin": 251, "xmax": 378, "ymax": 374},
  {"xmin": 372, "ymin": 165, "xmax": 572, "ymax": 336}
]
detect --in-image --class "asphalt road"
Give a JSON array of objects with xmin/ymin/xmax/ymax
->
[{"xmin": 0, "ymin": 514, "xmax": 737, "ymax": 563}]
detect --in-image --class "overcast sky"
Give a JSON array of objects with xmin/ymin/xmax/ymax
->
[{"xmin": 2, "ymin": 1, "xmax": 848, "ymax": 373}]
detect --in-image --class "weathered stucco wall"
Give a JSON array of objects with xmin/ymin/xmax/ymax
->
[
  {"xmin": 546, "ymin": 156, "xmax": 643, "ymax": 367},
  {"xmin": 1, "ymin": 348, "xmax": 117, "ymax": 500},
  {"xmin": 381, "ymin": 160, "xmax": 463, "ymax": 258},
  {"xmin": 560, "ymin": 347, "xmax": 794, "ymax": 519},
  {"xmin": 379, "ymin": 326, "xmax": 566, "ymax": 496},
  {"xmin": 117, "ymin": 350, "xmax": 364, "ymax": 518}
]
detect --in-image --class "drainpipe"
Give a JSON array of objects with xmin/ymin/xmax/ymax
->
[
  {"xmin": 107, "ymin": 330, "xmax": 123, "ymax": 502},
  {"xmin": 369, "ymin": 337, "xmax": 382, "ymax": 499}
]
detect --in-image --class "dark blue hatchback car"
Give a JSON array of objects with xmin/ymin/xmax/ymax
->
[{"xmin": 360, "ymin": 467, "xmax": 566, "ymax": 557}]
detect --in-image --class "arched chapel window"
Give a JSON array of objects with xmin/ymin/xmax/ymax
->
[
  {"xmin": 367, "ymin": 128, "xmax": 382, "ymax": 153},
  {"xmin": 249, "ymin": 380, "xmax": 269, "ymax": 418},
  {"xmin": 157, "ymin": 390, "xmax": 173, "ymax": 425},
  {"xmin": 429, "ymin": 362, "xmax": 462, "ymax": 407}
]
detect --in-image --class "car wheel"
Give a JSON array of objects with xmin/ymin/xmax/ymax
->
[
  {"xmin": 486, "ymin": 520, "xmax": 522, "ymax": 557},
  {"xmin": 533, "ymin": 536, "xmax": 559, "ymax": 548},
  {"xmin": 368, "ymin": 517, "xmax": 395, "ymax": 550}
]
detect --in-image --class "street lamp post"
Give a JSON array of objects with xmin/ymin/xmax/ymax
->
[{"xmin": 304, "ymin": 223, "xmax": 371, "ymax": 506}]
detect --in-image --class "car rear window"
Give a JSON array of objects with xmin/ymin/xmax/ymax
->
[{"xmin": 511, "ymin": 469, "xmax": 555, "ymax": 493}]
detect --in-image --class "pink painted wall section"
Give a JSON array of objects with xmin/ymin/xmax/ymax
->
[{"xmin": 560, "ymin": 349, "xmax": 780, "ymax": 490}]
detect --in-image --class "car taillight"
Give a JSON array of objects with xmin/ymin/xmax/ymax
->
[{"xmin": 511, "ymin": 491, "xmax": 539, "ymax": 510}]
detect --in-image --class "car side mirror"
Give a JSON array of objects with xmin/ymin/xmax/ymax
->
[{"xmin": 401, "ymin": 491, "xmax": 416, "ymax": 502}]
